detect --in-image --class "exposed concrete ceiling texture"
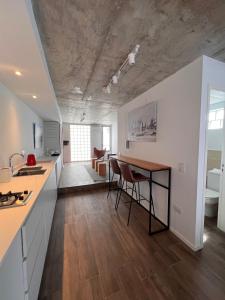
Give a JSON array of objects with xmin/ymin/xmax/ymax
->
[{"xmin": 32, "ymin": 0, "xmax": 225, "ymax": 124}]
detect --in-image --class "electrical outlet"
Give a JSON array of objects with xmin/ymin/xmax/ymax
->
[{"xmin": 178, "ymin": 162, "xmax": 185, "ymax": 173}]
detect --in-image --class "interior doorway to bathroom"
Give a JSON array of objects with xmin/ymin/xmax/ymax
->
[{"xmin": 204, "ymin": 88, "xmax": 225, "ymax": 242}]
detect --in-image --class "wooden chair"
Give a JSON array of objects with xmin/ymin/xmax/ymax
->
[{"xmin": 93, "ymin": 147, "xmax": 106, "ymax": 160}]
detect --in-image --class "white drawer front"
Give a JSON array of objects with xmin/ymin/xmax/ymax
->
[
  {"xmin": 23, "ymin": 220, "xmax": 44, "ymax": 291},
  {"xmin": 22, "ymin": 196, "xmax": 43, "ymax": 257},
  {"xmin": 25, "ymin": 236, "xmax": 46, "ymax": 300}
]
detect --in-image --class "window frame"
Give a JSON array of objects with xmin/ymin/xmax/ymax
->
[{"xmin": 102, "ymin": 125, "xmax": 112, "ymax": 152}]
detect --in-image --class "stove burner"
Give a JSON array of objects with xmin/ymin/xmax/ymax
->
[{"xmin": 0, "ymin": 191, "xmax": 32, "ymax": 209}]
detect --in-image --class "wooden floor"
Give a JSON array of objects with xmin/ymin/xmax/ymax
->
[{"xmin": 38, "ymin": 189, "xmax": 225, "ymax": 300}]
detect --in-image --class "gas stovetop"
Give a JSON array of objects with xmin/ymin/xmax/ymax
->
[{"xmin": 0, "ymin": 191, "xmax": 32, "ymax": 209}]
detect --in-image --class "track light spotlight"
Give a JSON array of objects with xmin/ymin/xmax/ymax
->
[
  {"xmin": 106, "ymin": 84, "xmax": 111, "ymax": 94},
  {"xmin": 74, "ymin": 86, "xmax": 83, "ymax": 94},
  {"xmin": 128, "ymin": 52, "xmax": 135, "ymax": 65},
  {"xmin": 134, "ymin": 44, "xmax": 140, "ymax": 54},
  {"xmin": 103, "ymin": 44, "xmax": 140, "ymax": 92},
  {"xmin": 112, "ymin": 75, "xmax": 118, "ymax": 84}
]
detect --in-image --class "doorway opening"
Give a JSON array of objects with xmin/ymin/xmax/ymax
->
[
  {"xmin": 203, "ymin": 88, "xmax": 225, "ymax": 242},
  {"xmin": 70, "ymin": 124, "xmax": 91, "ymax": 162}
]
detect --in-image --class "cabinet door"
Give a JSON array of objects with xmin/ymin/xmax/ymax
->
[
  {"xmin": 43, "ymin": 168, "xmax": 57, "ymax": 249},
  {"xmin": 44, "ymin": 121, "xmax": 61, "ymax": 153},
  {"xmin": 55, "ymin": 155, "xmax": 62, "ymax": 185},
  {"xmin": 0, "ymin": 232, "xmax": 25, "ymax": 300}
]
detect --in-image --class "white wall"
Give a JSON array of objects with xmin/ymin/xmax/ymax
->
[
  {"xmin": 91, "ymin": 125, "xmax": 103, "ymax": 154},
  {"xmin": 0, "ymin": 82, "xmax": 43, "ymax": 168},
  {"xmin": 111, "ymin": 112, "xmax": 118, "ymax": 154},
  {"xmin": 118, "ymin": 57, "xmax": 203, "ymax": 250}
]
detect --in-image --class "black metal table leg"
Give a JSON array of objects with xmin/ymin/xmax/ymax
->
[
  {"xmin": 116, "ymin": 179, "xmax": 124, "ymax": 210},
  {"xmin": 107, "ymin": 160, "xmax": 111, "ymax": 198},
  {"xmin": 167, "ymin": 168, "xmax": 171, "ymax": 228},
  {"xmin": 149, "ymin": 171, "xmax": 152, "ymax": 235}
]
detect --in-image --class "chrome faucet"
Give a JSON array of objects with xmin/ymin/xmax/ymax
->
[{"xmin": 9, "ymin": 153, "xmax": 24, "ymax": 174}]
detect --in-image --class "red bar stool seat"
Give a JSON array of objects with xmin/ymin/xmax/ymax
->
[{"xmin": 116, "ymin": 163, "xmax": 155, "ymax": 225}]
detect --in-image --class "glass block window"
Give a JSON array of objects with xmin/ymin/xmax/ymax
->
[{"xmin": 70, "ymin": 125, "xmax": 91, "ymax": 161}]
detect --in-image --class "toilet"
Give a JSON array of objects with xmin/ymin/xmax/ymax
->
[{"xmin": 205, "ymin": 168, "xmax": 220, "ymax": 217}]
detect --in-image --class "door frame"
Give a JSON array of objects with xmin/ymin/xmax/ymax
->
[{"xmin": 199, "ymin": 85, "xmax": 225, "ymax": 248}]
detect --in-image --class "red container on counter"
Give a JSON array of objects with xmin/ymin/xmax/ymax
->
[{"xmin": 26, "ymin": 154, "xmax": 36, "ymax": 166}]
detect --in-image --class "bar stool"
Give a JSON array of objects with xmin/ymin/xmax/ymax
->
[
  {"xmin": 107, "ymin": 158, "xmax": 122, "ymax": 201},
  {"xmin": 107, "ymin": 158, "xmax": 138, "ymax": 201},
  {"xmin": 116, "ymin": 163, "xmax": 155, "ymax": 225}
]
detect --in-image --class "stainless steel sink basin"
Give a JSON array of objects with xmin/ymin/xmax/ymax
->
[
  {"xmin": 19, "ymin": 166, "xmax": 42, "ymax": 171},
  {"xmin": 14, "ymin": 169, "xmax": 46, "ymax": 177}
]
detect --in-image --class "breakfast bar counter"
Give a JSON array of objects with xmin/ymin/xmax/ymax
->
[{"xmin": 109, "ymin": 155, "xmax": 172, "ymax": 235}]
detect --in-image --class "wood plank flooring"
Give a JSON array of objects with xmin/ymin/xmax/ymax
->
[{"xmin": 38, "ymin": 189, "xmax": 225, "ymax": 300}]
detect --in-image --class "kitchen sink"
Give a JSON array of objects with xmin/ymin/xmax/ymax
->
[
  {"xmin": 14, "ymin": 169, "xmax": 46, "ymax": 177},
  {"xmin": 19, "ymin": 166, "xmax": 43, "ymax": 172}
]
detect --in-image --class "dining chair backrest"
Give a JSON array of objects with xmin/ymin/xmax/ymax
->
[
  {"xmin": 119, "ymin": 163, "xmax": 134, "ymax": 183},
  {"xmin": 110, "ymin": 158, "xmax": 121, "ymax": 175},
  {"xmin": 94, "ymin": 147, "xmax": 106, "ymax": 159}
]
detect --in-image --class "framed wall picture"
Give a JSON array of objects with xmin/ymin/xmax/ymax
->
[
  {"xmin": 33, "ymin": 123, "xmax": 43, "ymax": 149},
  {"xmin": 128, "ymin": 101, "xmax": 157, "ymax": 142}
]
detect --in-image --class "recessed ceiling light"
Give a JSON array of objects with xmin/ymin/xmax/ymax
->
[
  {"xmin": 15, "ymin": 71, "xmax": 22, "ymax": 76},
  {"xmin": 32, "ymin": 95, "xmax": 37, "ymax": 99}
]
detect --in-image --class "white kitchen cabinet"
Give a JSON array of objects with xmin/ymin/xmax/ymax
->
[
  {"xmin": 42, "ymin": 167, "xmax": 57, "ymax": 249},
  {"xmin": 0, "ymin": 232, "xmax": 25, "ymax": 300},
  {"xmin": 0, "ymin": 165, "xmax": 58, "ymax": 300},
  {"xmin": 22, "ymin": 193, "xmax": 43, "ymax": 258},
  {"xmin": 55, "ymin": 155, "xmax": 62, "ymax": 185},
  {"xmin": 25, "ymin": 237, "xmax": 46, "ymax": 300},
  {"xmin": 23, "ymin": 167, "xmax": 57, "ymax": 299},
  {"xmin": 44, "ymin": 121, "xmax": 61, "ymax": 154}
]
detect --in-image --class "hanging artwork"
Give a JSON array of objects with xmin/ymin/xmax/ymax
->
[{"xmin": 128, "ymin": 101, "xmax": 157, "ymax": 142}]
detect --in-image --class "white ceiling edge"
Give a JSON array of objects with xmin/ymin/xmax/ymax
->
[{"xmin": 0, "ymin": 0, "xmax": 62, "ymax": 123}]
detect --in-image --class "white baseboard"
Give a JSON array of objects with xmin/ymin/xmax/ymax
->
[{"xmin": 170, "ymin": 227, "xmax": 203, "ymax": 252}]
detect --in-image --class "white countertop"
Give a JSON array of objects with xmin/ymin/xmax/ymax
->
[{"xmin": 0, "ymin": 160, "xmax": 56, "ymax": 266}]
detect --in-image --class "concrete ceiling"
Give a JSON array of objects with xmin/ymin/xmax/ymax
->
[{"xmin": 31, "ymin": 0, "xmax": 225, "ymax": 124}]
